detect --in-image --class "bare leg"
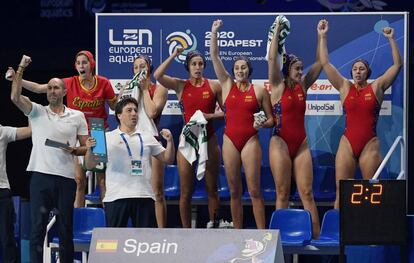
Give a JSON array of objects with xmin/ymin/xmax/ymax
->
[
  {"xmin": 74, "ymin": 160, "xmax": 86, "ymax": 208},
  {"xmin": 269, "ymin": 136, "xmax": 292, "ymax": 209},
  {"xmin": 223, "ymin": 135, "xmax": 243, "ymax": 228},
  {"xmin": 177, "ymin": 150, "xmax": 195, "ymax": 228},
  {"xmin": 151, "ymin": 156, "xmax": 166, "ymax": 228},
  {"xmin": 96, "ymin": 172, "xmax": 106, "ymax": 202},
  {"xmin": 359, "ymin": 137, "xmax": 382, "ymax": 179},
  {"xmin": 204, "ymin": 135, "xmax": 220, "ymax": 221},
  {"xmin": 293, "ymin": 140, "xmax": 320, "ymax": 238},
  {"xmin": 334, "ymin": 136, "xmax": 357, "ymax": 208},
  {"xmin": 242, "ymin": 135, "xmax": 265, "ymax": 229}
]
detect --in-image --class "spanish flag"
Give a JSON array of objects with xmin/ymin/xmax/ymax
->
[{"xmin": 96, "ymin": 240, "xmax": 118, "ymax": 253}]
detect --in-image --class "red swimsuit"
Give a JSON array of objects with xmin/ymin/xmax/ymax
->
[
  {"xmin": 273, "ymin": 84, "xmax": 306, "ymax": 158},
  {"xmin": 64, "ymin": 75, "xmax": 116, "ymax": 129},
  {"xmin": 148, "ymin": 83, "xmax": 161, "ymax": 127},
  {"xmin": 179, "ymin": 79, "xmax": 216, "ymax": 138},
  {"xmin": 224, "ymin": 84, "xmax": 259, "ymax": 152},
  {"xmin": 343, "ymin": 84, "xmax": 380, "ymax": 158}
]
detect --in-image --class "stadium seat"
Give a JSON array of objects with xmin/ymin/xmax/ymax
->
[
  {"xmin": 85, "ymin": 186, "xmax": 101, "ymax": 205},
  {"xmin": 261, "ymin": 166, "xmax": 276, "ymax": 202},
  {"xmin": 192, "ymin": 177, "xmax": 208, "ymax": 201},
  {"xmin": 164, "ymin": 165, "xmax": 180, "ymax": 200},
  {"xmin": 269, "ymin": 208, "xmax": 312, "ymax": 247},
  {"xmin": 218, "ymin": 165, "xmax": 230, "ymax": 200},
  {"xmin": 50, "ymin": 207, "xmax": 106, "ymax": 262},
  {"xmin": 310, "ymin": 209, "xmax": 339, "ymax": 247}
]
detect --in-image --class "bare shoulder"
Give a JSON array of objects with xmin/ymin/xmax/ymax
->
[{"xmin": 208, "ymin": 79, "xmax": 221, "ymax": 92}]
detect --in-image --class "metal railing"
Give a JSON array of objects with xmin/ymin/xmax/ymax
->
[{"xmin": 372, "ymin": 136, "xmax": 405, "ymax": 180}]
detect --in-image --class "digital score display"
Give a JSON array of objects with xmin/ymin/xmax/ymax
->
[{"xmin": 340, "ymin": 180, "xmax": 406, "ymax": 245}]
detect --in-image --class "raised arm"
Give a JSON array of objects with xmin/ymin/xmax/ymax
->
[
  {"xmin": 210, "ymin": 20, "xmax": 233, "ymax": 89},
  {"xmin": 268, "ymin": 20, "xmax": 284, "ymax": 89},
  {"xmin": 319, "ymin": 20, "xmax": 349, "ymax": 92},
  {"xmin": 10, "ymin": 55, "xmax": 33, "ymax": 115},
  {"xmin": 303, "ymin": 20, "xmax": 324, "ymax": 90},
  {"xmin": 5, "ymin": 68, "xmax": 48, "ymax": 93},
  {"xmin": 153, "ymin": 47, "xmax": 186, "ymax": 93},
  {"xmin": 155, "ymin": 129, "xmax": 175, "ymax": 164},
  {"xmin": 373, "ymin": 27, "xmax": 402, "ymax": 92},
  {"xmin": 107, "ymin": 96, "xmax": 118, "ymax": 111},
  {"xmin": 142, "ymin": 83, "xmax": 168, "ymax": 119}
]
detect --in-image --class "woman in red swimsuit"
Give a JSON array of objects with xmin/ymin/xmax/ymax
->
[
  {"xmin": 210, "ymin": 19, "xmax": 274, "ymax": 229},
  {"xmin": 268, "ymin": 19, "xmax": 324, "ymax": 237},
  {"xmin": 6, "ymin": 50, "xmax": 118, "ymax": 208},
  {"xmin": 154, "ymin": 47, "xmax": 223, "ymax": 228},
  {"xmin": 319, "ymin": 20, "xmax": 402, "ymax": 208}
]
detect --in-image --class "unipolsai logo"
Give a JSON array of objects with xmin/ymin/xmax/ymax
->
[{"xmin": 166, "ymin": 29, "xmax": 197, "ymax": 64}]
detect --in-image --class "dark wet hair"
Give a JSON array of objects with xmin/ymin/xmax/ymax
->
[
  {"xmin": 134, "ymin": 54, "xmax": 154, "ymax": 73},
  {"xmin": 232, "ymin": 56, "xmax": 253, "ymax": 77},
  {"xmin": 282, "ymin": 53, "xmax": 301, "ymax": 78},
  {"xmin": 184, "ymin": 50, "xmax": 206, "ymax": 71},
  {"xmin": 350, "ymin": 59, "xmax": 372, "ymax": 79},
  {"xmin": 115, "ymin": 97, "xmax": 138, "ymax": 124}
]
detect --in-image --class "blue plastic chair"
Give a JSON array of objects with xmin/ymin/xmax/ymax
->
[
  {"xmin": 50, "ymin": 207, "xmax": 106, "ymax": 262},
  {"xmin": 85, "ymin": 186, "xmax": 101, "ymax": 204},
  {"xmin": 311, "ymin": 209, "xmax": 339, "ymax": 247},
  {"xmin": 192, "ymin": 177, "xmax": 208, "ymax": 201},
  {"xmin": 164, "ymin": 165, "xmax": 180, "ymax": 200},
  {"xmin": 269, "ymin": 209, "xmax": 313, "ymax": 247},
  {"xmin": 261, "ymin": 166, "xmax": 276, "ymax": 202},
  {"xmin": 52, "ymin": 207, "xmax": 106, "ymax": 243},
  {"xmin": 218, "ymin": 165, "xmax": 230, "ymax": 200}
]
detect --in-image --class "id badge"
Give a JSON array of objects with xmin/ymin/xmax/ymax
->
[{"xmin": 131, "ymin": 160, "xmax": 143, "ymax": 176}]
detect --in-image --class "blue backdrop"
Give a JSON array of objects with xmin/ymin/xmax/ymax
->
[{"xmin": 96, "ymin": 13, "xmax": 407, "ymax": 177}]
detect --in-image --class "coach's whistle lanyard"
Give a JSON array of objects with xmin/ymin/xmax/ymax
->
[{"xmin": 120, "ymin": 133, "xmax": 143, "ymax": 176}]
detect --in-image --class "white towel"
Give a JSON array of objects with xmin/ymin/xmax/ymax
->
[
  {"xmin": 265, "ymin": 15, "xmax": 291, "ymax": 69},
  {"xmin": 178, "ymin": 110, "xmax": 209, "ymax": 180},
  {"xmin": 120, "ymin": 71, "xmax": 159, "ymax": 136}
]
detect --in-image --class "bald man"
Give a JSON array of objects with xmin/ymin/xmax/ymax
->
[{"xmin": 9, "ymin": 55, "xmax": 88, "ymax": 263}]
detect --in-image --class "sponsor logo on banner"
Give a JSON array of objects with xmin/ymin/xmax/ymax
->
[
  {"xmin": 108, "ymin": 29, "xmax": 153, "ymax": 64},
  {"xmin": 308, "ymin": 79, "xmax": 392, "ymax": 95},
  {"xmin": 166, "ymin": 30, "xmax": 197, "ymax": 64},
  {"xmin": 306, "ymin": 100, "xmax": 391, "ymax": 115},
  {"xmin": 109, "ymin": 79, "xmax": 129, "ymax": 93},
  {"xmin": 306, "ymin": 101, "xmax": 342, "ymax": 115},
  {"xmin": 162, "ymin": 100, "xmax": 182, "ymax": 115},
  {"xmin": 380, "ymin": 100, "xmax": 392, "ymax": 115},
  {"xmin": 96, "ymin": 239, "xmax": 118, "ymax": 253}
]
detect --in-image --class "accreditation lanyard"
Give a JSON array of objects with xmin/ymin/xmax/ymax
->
[{"xmin": 120, "ymin": 133, "xmax": 143, "ymax": 176}]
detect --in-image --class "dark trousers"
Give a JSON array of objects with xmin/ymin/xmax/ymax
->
[
  {"xmin": 29, "ymin": 172, "xmax": 76, "ymax": 263},
  {"xmin": 0, "ymin": 188, "xmax": 18, "ymax": 263},
  {"xmin": 104, "ymin": 198, "xmax": 156, "ymax": 228}
]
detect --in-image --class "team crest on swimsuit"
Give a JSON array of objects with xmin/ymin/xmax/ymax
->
[
  {"xmin": 288, "ymin": 96, "xmax": 292, "ymax": 100},
  {"xmin": 297, "ymin": 94, "xmax": 304, "ymax": 101},
  {"xmin": 202, "ymin": 91, "xmax": 210, "ymax": 99},
  {"xmin": 364, "ymin": 93, "xmax": 372, "ymax": 100},
  {"xmin": 245, "ymin": 95, "xmax": 253, "ymax": 102}
]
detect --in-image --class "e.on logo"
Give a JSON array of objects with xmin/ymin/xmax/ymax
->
[{"xmin": 109, "ymin": 29, "xmax": 152, "ymax": 45}]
